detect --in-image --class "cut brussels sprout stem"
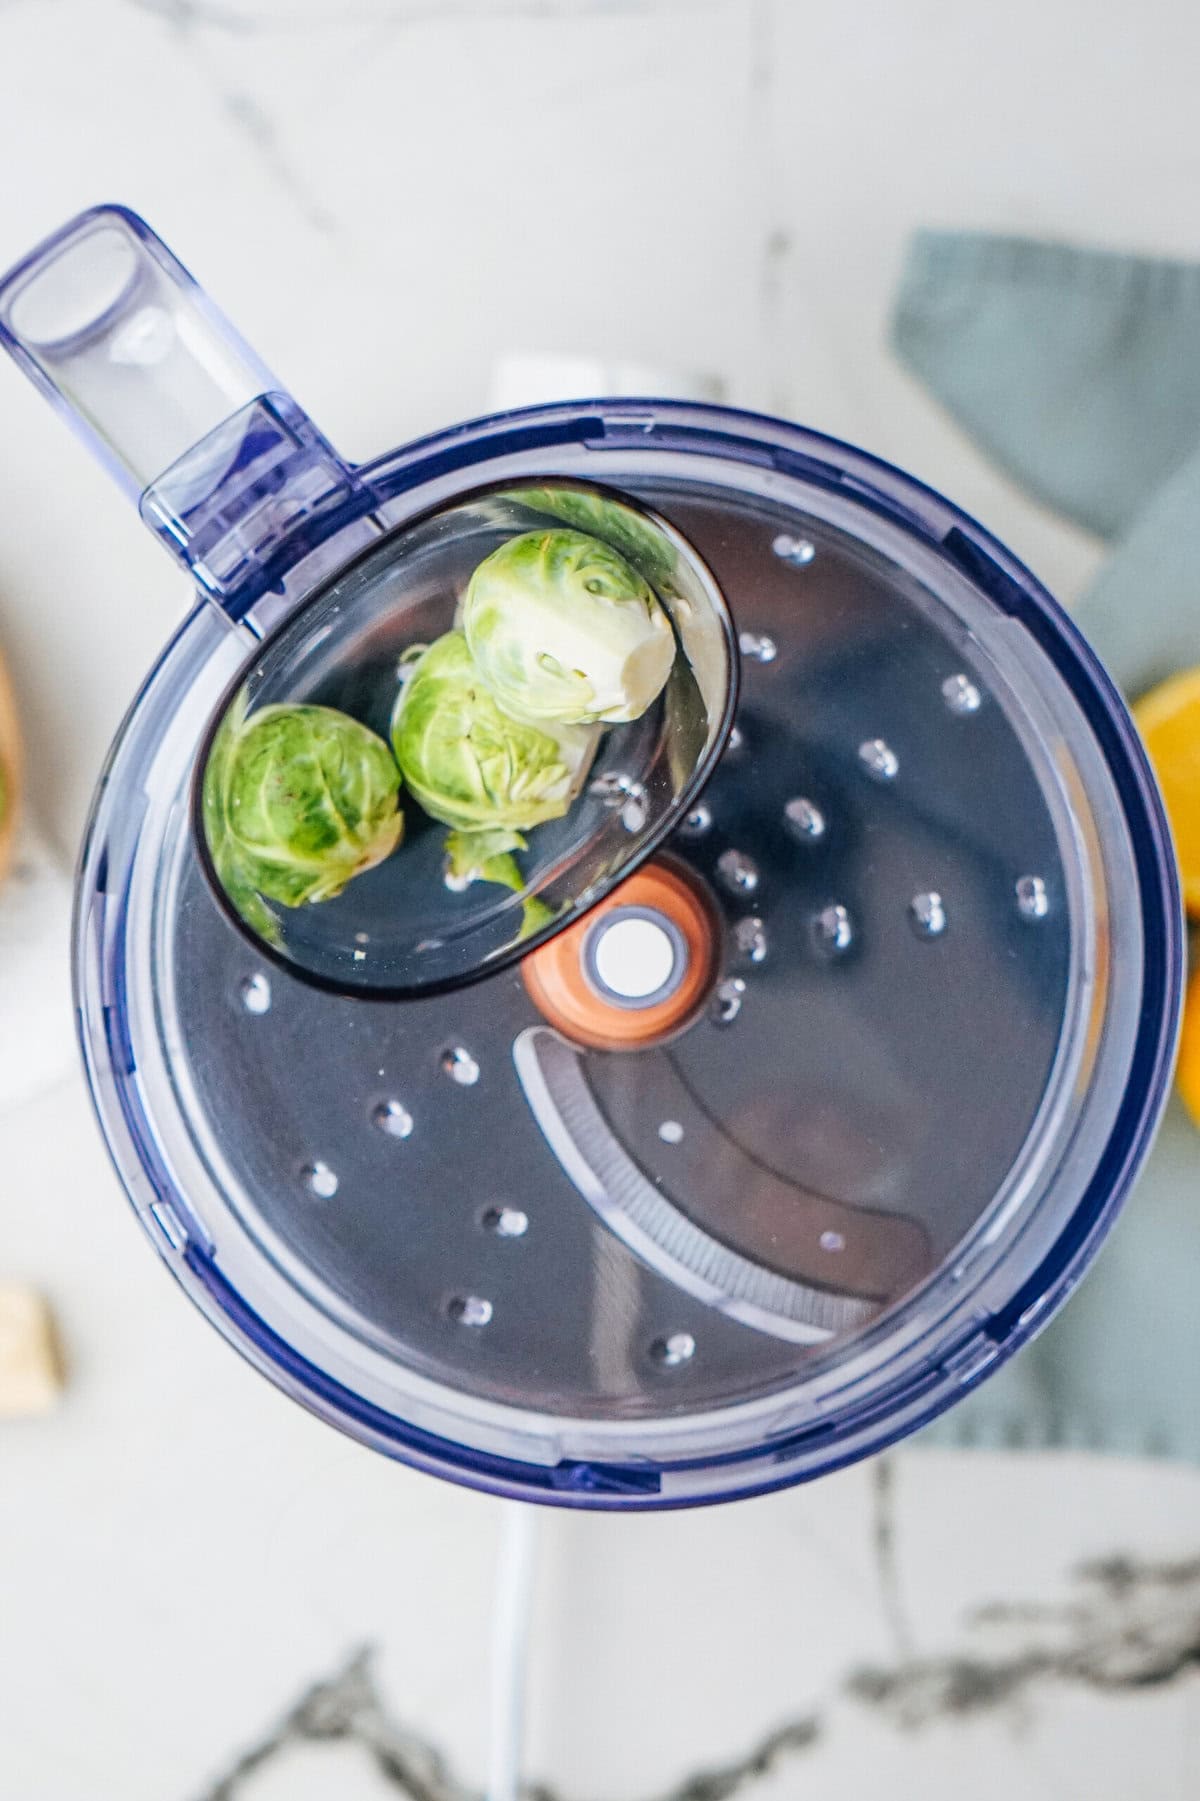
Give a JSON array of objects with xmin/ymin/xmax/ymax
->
[{"xmin": 463, "ymin": 528, "xmax": 677, "ymax": 727}]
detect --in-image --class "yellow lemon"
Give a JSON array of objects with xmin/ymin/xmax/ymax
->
[{"xmin": 1134, "ymin": 664, "xmax": 1200, "ymax": 919}]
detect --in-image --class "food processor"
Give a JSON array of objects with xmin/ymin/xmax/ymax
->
[{"xmin": 0, "ymin": 204, "xmax": 1182, "ymax": 1508}]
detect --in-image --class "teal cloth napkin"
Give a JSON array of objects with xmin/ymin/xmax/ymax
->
[{"xmin": 890, "ymin": 230, "xmax": 1199, "ymax": 1460}]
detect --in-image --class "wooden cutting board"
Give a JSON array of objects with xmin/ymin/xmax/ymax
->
[{"xmin": 0, "ymin": 649, "xmax": 22, "ymax": 889}]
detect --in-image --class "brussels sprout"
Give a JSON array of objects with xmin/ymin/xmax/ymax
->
[
  {"xmin": 202, "ymin": 696, "xmax": 403, "ymax": 932},
  {"xmin": 391, "ymin": 631, "xmax": 595, "ymax": 833},
  {"xmin": 501, "ymin": 485, "xmax": 677, "ymax": 591},
  {"xmin": 463, "ymin": 528, "xmax": 676, "ymax": 726}
]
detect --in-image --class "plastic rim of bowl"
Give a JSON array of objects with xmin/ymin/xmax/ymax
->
[{"xmin": 73, "ymin": 399, "xmax": 1184, "ymax": 1508}]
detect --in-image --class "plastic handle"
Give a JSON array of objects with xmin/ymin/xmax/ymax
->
[{"xmin": 0, "ymin": 205, "xmax": 358, "ymax": 613}]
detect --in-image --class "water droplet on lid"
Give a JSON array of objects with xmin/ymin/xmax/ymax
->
[
  {"xmin": 658, "ymin": 1119, "xmax": 684, "ymax": 1144},
  {"xmin": 813, "ymin": 903, "xmax": 854, "ymax": 957},
  {"xmin": 739, "ymin": 631, "xmax": 777, "ymax": 664},
  {"xmin": 1016, "ymin": 875, "xmax": 1049, "ymax": 920},
  {"xmin": 909, "ymin": 891, "xmax": 947, "ymax": 937},
  {"xmin": 239, "ymin": 973, "xmax": 271, "ymax": 1014},
  {"xmin": 734, "ymin": 916, "xmax": 768, "ymax": 964},
  {"xmin": 652, "ymin": 1332, "xmax": 696, "ymax": 1367},
  {"xmin": 717, "ymin": 849, "xmax": 759, "ymax": 896},
  {"xmin": 590, "ymin": 770, "xmax": 640, "ymax": 805},
  {"xmin": 772, "ymin": 533, "xmax": 816, "ymax": 567},
  {"xmin": 858, "ymin": 738, "xmax": 899, "ymax": 781},
  {"xmin": 482, "ymin": 1206, "xmax": 529, "ymax": 1239},
  {"xmin": 373, "ymin": 1099, "xmax": 414, "ymax": 1139},
  {"xmin": 678, "ymin": 803, "xmax": 712, "ymax": 839},
  {"xmin": 448, "ymin": 1295, "xmax": 493, "ymax": 1327},
  {"xmin": 441, "ymin": 1046, "xmax": 480, "ymax": 1086},
  {"xmin": 711, "ymin": 977, "xmax": 746, "ymax": 1024},
  {"xmin": 621, "ymin": 792, "xmax": 648, "ymax": 833},
  {"xmin": 820, "ymin": 1230, "xmax": 846, "ymax": 1253},
  {"xmin": 303, "ymin": 1161, "xmax": 338, "ymax": 1199},
  {"xmin": 589, "ymin": 771, "xmax": 647, "ymax": 831},
  {"xmin": 784, "ymin": 797, "xmax": 826, "ymax": 842},
  {"xmin": 942, "ymin": 672, "xmax": 982, "ymax": 715}
]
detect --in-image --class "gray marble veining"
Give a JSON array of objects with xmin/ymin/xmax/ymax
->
[{"xmin": 198, "ymin": 1512, "xmax": 1200, "ymax": 1799}]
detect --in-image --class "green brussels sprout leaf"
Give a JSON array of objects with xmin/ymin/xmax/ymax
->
[
  {"xmin": 501, "ymin": 486, "xmax": 677, "ymax": 592},
  {"xmin": 444, "ymin": 825, "xmax": 527, "ymax": 891},
  {"xmin": 216, "ymin": 848, "xmax": 287, "ymax": 948},
  {"xmin": 517, "ymin": 895, "xmax": 557, "ymax": 939},
  {"xmin": 202, "ymin": 693, "xmax": 284, "ymax": 944},
  {"xmin": 444, "ymin": 825, "xmax": 560, "ymax": 941}
]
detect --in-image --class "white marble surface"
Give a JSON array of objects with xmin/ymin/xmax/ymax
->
[{"xmin": 1, "ymin": 2, "xmax": 1199, "ymax": 1797}]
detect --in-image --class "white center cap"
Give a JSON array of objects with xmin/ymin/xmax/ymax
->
[{"xmin": 592, "ymin": 914, "xmax": 678, "ymax": 1001}]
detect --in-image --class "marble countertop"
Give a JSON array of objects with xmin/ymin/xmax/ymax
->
[{"xmin": 2, "ymin": 2, "xmax": 1199, "ymax": 1797}]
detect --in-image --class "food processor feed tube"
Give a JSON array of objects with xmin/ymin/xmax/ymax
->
[
  {"xmin": 0, "ymin": 205, "xmax": 362, "ymax": 610},
  {"xmin": 0, "ymin": 205, "xmax": 1182, "ymax": 1508}
]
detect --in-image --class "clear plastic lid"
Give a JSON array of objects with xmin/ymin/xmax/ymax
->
[
  {"xmin": 2, "ymin": 210, "xmax": 1179, "ymax": 1506},
  {"xmin": 74, "ymin": 407, "xmax": 1180, "ymax": 1506}
]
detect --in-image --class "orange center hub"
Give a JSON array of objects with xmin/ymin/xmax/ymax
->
[{"xmin": 522, "ymin": 857, "xmax": 721, "ymax": 1051}]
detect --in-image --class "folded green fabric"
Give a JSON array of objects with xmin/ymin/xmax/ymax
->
[
  {"xmin": 894, "ymin": 228, "xmax": 1200, "ymax": 701},
  {"xmin": 918, "ymin": 1100, "xmax": 1200, "ymax": 1460},
  {"xmin": 893, "ymin": 230, "xmax": 1200, "ymax": 538},
  {"xmin": 1076, "ymin": 442, "xmax": 1200, "ymax": 699},
  {"xmin": 890, "ymin": 229, "xmax": 1199, "ymax": 1460}
]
